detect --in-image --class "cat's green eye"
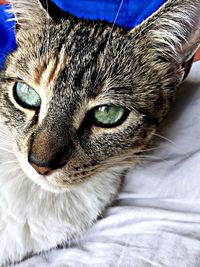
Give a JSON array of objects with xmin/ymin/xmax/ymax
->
[
  {"xmin": 93, "ymin": 105, "xmax": 127, "ymax": 127},
  {"xmin": 14, "ymin": 82, "xmax": 41, "ymax": 109}
]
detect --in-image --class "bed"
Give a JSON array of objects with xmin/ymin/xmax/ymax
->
[{"xmin": 13, "ymin": 62, "xmax": 200, "ymax": 267}]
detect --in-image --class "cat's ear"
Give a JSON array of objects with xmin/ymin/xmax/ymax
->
[
  {"xmin": 131, "ymin": 0, "xmax": 200, "ymax": 80},
  {"xmin": 11, "ymin": 0, "xmax": 50, "ymax": 30}
]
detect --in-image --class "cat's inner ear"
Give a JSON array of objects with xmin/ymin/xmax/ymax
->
[
  {"xmin": 131, "ymin": 0, "xmax": 200, "ymax": 78},
  {"xmin": 149, "ymin": 0, "xmax": 200, "ymax": 62},
  {"xmin": 11, "ymin": 0, "xmax": 50, "ymax": 31}
]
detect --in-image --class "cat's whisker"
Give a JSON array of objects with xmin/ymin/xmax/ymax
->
[
  {"xmin": 136, "ymin": 147, "xmax": 160, "ymax": 153},
  {"xmin": 0, "ymin": 135, "xmax": 15, "ymax": 144},
  {"xmin": 153, "ymin": 133, "xmax": 175, "ymax": 145},
  {"xmin": 44, "ymin": 0, "xmax": 50, "ymax": 54},
  {"xmin": 0, "ymin": 131, "xmax": 14, "ymax": 138},
  {"xmin": 0, "ymin": 142, "xmax": 15, "ymax": 148},
  {"xmin": 6, "ymin": 18, "xmax": 16, "ymax": 23},
  {"xmin": 0, "ymin": 147, "xmax": 15, "ymax": 155},
  {"xmin": 93, "ymin": 0, "xmax": 125, "ymax": 88},
  {"xmin": 125, "ymin": 154, "xmax": 164, "ymax": 161},
  {"xmin": 70, "ymin": 154, "xmax": 141, "ymax": 176},
  {"xmin": 0, "ymin": 137, "xmax": 15, "ymax": 144},
  {"xmin": 0, "ymin": 136, "xmax": 15, "ymax": 143},
  {"xmin": 0, "ymin": 160, "xmax": 18, "ymax": 165},
  {"xmin": 0, "ymin": 128, "xmax": 15, "ymax": 139},
  {"xmin": 152, "ymin": 132, "xmax": 189, "ymax": 156},
  {"xmin": 0, "ymin": 165, "xmax": 21, "ymax": 177},
  {"xmin": 0, "ymin": 140, "xmax": 14, "ymax": 146},
  {"xmin": 70, "ymin": 148, "xmax": 163, "ymax": 178},
  {"xmin": 100, "ymin": 15, "xmax": 158, "ymax": 83},
  {"xmin": 0, "ymin": 170, "xmax": 22, "ymax": 193},
  {"xmin": 102, "ymin": 153, "xmax": 166, "ymax": 170}
]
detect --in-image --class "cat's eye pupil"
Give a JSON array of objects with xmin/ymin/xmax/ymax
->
[
  {"xmin": 14, "ymin": 82, "xmax": 41, "ymax": 109},
  {"xmin": 93, "ymin": 105, "xmax": 126, "ymax": 127}
]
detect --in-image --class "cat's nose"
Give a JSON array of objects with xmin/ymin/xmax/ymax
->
[
  {"xmin": 28, "ymin": 157, "xmax": 53, "ymax": 176},
  {"xmin": 28, "ymin": 122, "xmax": 74, "ymax": 176}
]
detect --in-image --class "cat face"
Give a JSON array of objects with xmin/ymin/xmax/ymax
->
[{"xmin": 0, "ymin": 0, "xmax": 199, "ymax": 192}]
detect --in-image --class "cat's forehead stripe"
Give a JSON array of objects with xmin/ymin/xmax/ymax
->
[
  {"xmin": 34, "ymin": 61, "xmax": 46, "ymax": 85},
  {"xmin": 34, "ymin": 49, "xmax": 67, "ymax": 87}
]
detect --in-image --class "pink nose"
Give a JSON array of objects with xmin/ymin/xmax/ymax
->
[{"xmin": 30, "ymin": 162, "xmax": 52, "ymax": 176}]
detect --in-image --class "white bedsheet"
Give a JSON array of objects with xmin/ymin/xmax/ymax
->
[{"xmin": 15, "ymin": 62, "xmax": 200, "ymax": 267}]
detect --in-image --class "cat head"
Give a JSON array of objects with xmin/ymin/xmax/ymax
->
[{"xmin": 0, "ymin": 0, "xmax": 199, "ymax": 192}]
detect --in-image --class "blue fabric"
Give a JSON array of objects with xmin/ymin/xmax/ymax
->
[
  {"xmin": 0, "ymin": 4, "xmax": 16, "ymax": 70},
  {"xmin": 0, "ymin": 0, "xmax": 167, "ymax": 70},
  {"xmin": 51, "ymin": 0, "xmax": 167, "ymax": 29}
]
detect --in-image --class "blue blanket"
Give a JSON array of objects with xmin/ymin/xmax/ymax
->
[
  {"xmin": 0, "ymin": 0, "xmax": 167, "ymax": 69},
  {"xmin": 0, "ymin": 3, "xmax": 16, "ymax": 69}
]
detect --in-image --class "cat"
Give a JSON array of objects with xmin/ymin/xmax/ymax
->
[{"xmin": 0, "ymin": 0, "xmax": 199, "ymax": 265}]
